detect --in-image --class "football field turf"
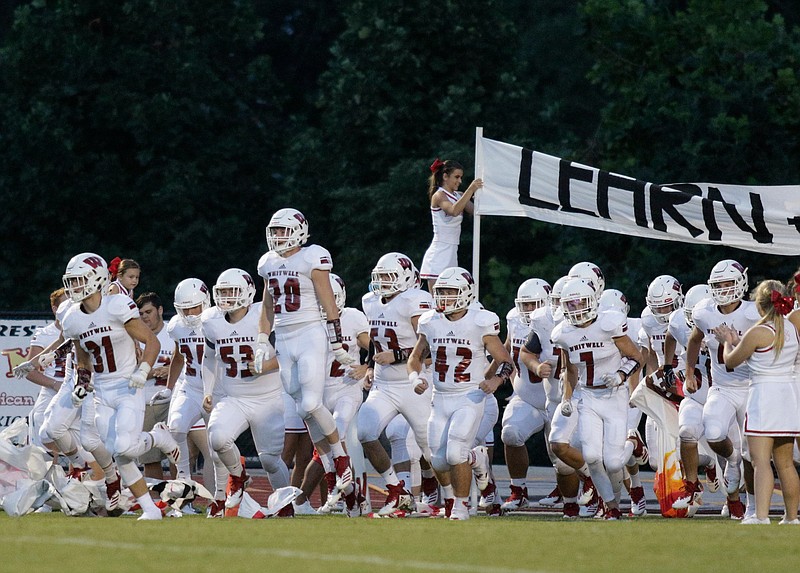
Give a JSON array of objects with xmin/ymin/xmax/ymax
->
[{"xmin": 2, "ymin": 512, "xmax": 796, "ymax": 573}]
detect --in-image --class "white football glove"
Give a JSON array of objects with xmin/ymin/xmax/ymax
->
[
  {"xmin": 12, "ymin": 360, "xmax": 36, "ymax": 379},
  {"xmin": 71, "ymin": 384, "xmax": 91, "ymax": 407},
  {"xmin": 37, "ymin": 350, "xmax": 58, "ymax": 370},
  {"xmin": 332, "ymin": 344, "xmax": 355, "ymax": 366},
  {"xmin": 600, "ymin": 372, "xmax": 624, "ymax": 388},
  {"xmin": 129, "ymin": 363, "xmax": 152, "ymax": 390},
  {"xmin": 560, "ymin": 399, "xmax": 573, "ymax": 417},
  {"xmin": 149, "ymin": 388, "xmax": 172, "ymax": 405},
  {"xmin": 252, "ymin": 333, "xmax": 272, "ymax": 375}
]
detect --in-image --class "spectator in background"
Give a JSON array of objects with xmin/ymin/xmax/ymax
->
[
  {"xmin": 419, "ymin": 159, "xmax": 483, "ymax": 292},
  {"xmin": 107, "ymin": 257, "xmax": 140, "ymax": 298}
]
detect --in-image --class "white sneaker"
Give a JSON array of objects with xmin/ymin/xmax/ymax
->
[
  {"xmin": 741, "ymin": 516, "xmax": 770, "ymax": 525},
  {"xmin": 470, "ymin": 446, "xmax": 491, "ymax": 490},
  {"xmin": 317, "ymin": 490, "xmax": 343, "ymax": 514},
  {"xmin": 449, "ymin": 500, "xmax": 470, "ymax": 521},
  {"xmin": 721, "ymin": 503, "xmax": 730, "ymax": 518},
  {"xmin": 779, "ymin": 517, "xmax": 800, "ymax": 525},
  {"xmin": 137, "ymin": 511, "xmax": 163, "ymax": 521},
  {"xmin": 293, "ymin": 500, "xmax": 317, "ymax": 515},
  {"xmin": 150, "ymin": 422, "xmax": 180, "ymax": 465}
]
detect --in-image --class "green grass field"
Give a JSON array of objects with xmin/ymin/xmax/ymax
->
[{"xmin": 2, "ymin": 512, "xmax": 796, "ymax": 573}]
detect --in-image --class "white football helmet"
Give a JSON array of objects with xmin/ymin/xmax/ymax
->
[
  {"xmin": 515, "ymin": 278, "xmax": 551, "ymax": 325},
  {"xmin": 62, "ymin": 253, "xmax": 109, "ymax": 303},
  {"xmin": 174, "ymin": 278, "xmax": 211, "ymax": 327},
  {"xmin": 683, "ymin": 284, "xmax": 711, "ymax": 329},
  {"xmin": 646, "ymin": 275, "xmax": 684, "ymax": 324},
  {"xmin": 598, "ymin": 288, "xmax": 630, "ymax": 316},
  {"xmin": 330, "ymin": 273, "xmax": 346, "ymax": 312},
  {"xmin": 549, "ymin": 275, "xmax": 569, "ymax": 313},
  {"xmin": 707, "ymin": 259, "xmax": 748, "ymax": 305},
  {"xmin": 370, "ymin": 252, "xmax": 416, "ymax": 297},
  {"xmin": 433, "ymin": 267, "xmax": 475, "ymax": 315},
  {"xmin": 266, "ymin": 208, "xmax": 310, "ymax": 254},
  {"xmin": 560, "ymin": 278, "xmax": 599, "ymax": 326},
  {"xmin": 568, "ymin": 262, "xmax": 605, "ymax": 296},
  {"xmin": 213, "ymin": 268, "xmax": 256, "ymax": 312}
]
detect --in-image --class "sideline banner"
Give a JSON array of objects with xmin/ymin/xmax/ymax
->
[
  {"xmin": 0, "ymin": 319, "xmax": 50, "ymax": 429},
  {"xmin": 476, "ymin": 135, "xmax": 800, "ymax": 255}
]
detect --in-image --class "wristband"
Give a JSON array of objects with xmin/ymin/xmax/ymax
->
[
  {"xmin": 497, "ymin": 361, "xmax": 514, "ymax": 384},
  {"xmin": 326, "ymin": 319, "xmax": 343, "ymax": 344},
  {"xmin": 137, "ymin": 362, "xmax": 152, "ymax": 379},
  {"xmin": 257, "ymin": 332, "xmax": 269, "ymax": 345},
  {"xmin": 393, "ymin": 348, "xmax": 412, "ymax": 363},
  {"xmin": 617, "ymin": 357, "xmax": 640, "ymax": 381}
]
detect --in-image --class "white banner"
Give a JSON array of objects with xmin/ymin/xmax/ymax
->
[
  {"xmin": 476, "ymin": 135, "xmax": 800, "ymax": 255},
  {"xmin": 0, "ymin": 319, "xmax": 50, "ymax": 429}
]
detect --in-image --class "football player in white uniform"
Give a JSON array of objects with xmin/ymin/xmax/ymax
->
[
  {"xmin": 257, "ymin": 208, "xmax": 355, "ymax": 494},
  {"xmin": 552, "ymin": 277, "xmax": 644, "ymax": 520},
  {"xmin": 294, "ymin": 273, "xmax": 370, "ymax": 516},
  {"xmin": 409, "ymin": 267, "xmax": 513, "ymax": 520},
  {"xmin": 60, "ymin": 252, "xmax": 179, "ymax": 521},
  {"xmin": 165, "ymin": 278, "xmax": 230, "ymax": 516},
  {"xmin": 359, "ymin": 252, "xmax": 437, "ymax": 516},
  {"xmin": 499, "ymin": 279, "xmax": 559, "ymax": 509},
  {"xmin": 202, "ymin": 269, "xmax": 292, "ymax": 516},
  {"xmin": 685, "ymin": 260, "xmax": 760, "ymax": 519}
]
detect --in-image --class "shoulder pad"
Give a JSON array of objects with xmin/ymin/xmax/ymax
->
[
  {"xmin": 598, "ymin": 309, "xmax": 626, "ymax": 333},
  {"xmin": 743, "ymin": 301, "xmax": 761, "ymax": 321},
  {"xmin": 303, "ymin": 244, "xmax": 333, "ymax": 268},
  {"xmin": 473, "ymin": 308, "xmax": 500, "ymax": 329},
  {"xmin": 506, "ymin": 307, "xmax": 518, "ymax": 322},
  {"xmin": 166, "ymin": 315, "xmax": 181, "ymax": 335},
  {"xmin": 417, "ymin": 309, "xmax": 439, "ymax": 328},
  {"xmin": 201, "ymin": 306, "xmax": 223, "ymax": 322},
  {"xmin": 106, "ymin": 293, "xmax": 139, "ymax": 317}
]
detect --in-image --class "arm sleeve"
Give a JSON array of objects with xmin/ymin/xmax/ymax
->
[
  {"xmin": 201, "ymin": 338, "xmax": 218, "ymax": 397},
  {"xmin": 524, "ymin": 330, "xmax": 543, "ymax": 354}
]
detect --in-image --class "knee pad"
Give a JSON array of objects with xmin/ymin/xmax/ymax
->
[
  {"xmin": 445, "ymin": 441, "xmax": 470, "ymax": 467},
  {"xmin": 117, "ymin": 457, "xmax": 143, "ymax": 486},
  {"xmin": 258, "ymin": 453, "xmax": 283, "ymax": 474},
  {"xmin": 431, "ymin": 451, "xmax": 449, "ymax": 474},
  {"xmin": 703, "ymin": 421, "xmax": 726, "ymax": 443},
  {"xmin": 679, "ymin": 423, "xmax": 702, "ymax": 443},
  {"xmin": 80, "ymin": 430, "xmax": 103, "ymax": 454},
  {"xmin": 501, "ymin": 424, "xmax": 526, "ymax": 448},
  {"xmin": 208, "ymin": 427, "xmax": 234, "ymax": 453}
]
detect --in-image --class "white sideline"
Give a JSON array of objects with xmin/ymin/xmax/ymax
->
[{"xmin": 10, "ymin": 535, "xmax": 550, "ymax": 573}]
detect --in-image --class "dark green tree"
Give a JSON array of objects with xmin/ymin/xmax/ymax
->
[{"xmin": 0, "ymin": 0, "xmax": 287, "ymax": 309}]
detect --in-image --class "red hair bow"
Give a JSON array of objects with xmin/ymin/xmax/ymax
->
[
  {"xmin": 771, "ymin": 290, "xmax": 794, "ymax": 316},
  {"xmin": 430, "ymin": 158, "xmax": 445, "ymax": 173},
  {"xmin": 108, "ymin": 256, "xmax": 122, "ymax": 279}
]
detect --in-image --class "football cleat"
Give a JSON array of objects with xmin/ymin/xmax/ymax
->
[
  {"xmin": 470, "ymin": 446, "xmax": 491, "ymax": 490},
  {"xmin": 449, "ymin": 500, "xmax": 470, "ymax": 521},
  {"xmin": 627, "ymin": 429, "xmax": 649, "ymax": 466},
  {"xmin": 672, "ymin": 480, "xmax": 702, "ymax": 510},
  {"xmin": 225, "ymin": 469, "xmax": 251, "ymax": 509},
  {"xmin": 317, "ymin": 489, "xmax": 343, "ymax": 514},
  {"xmin": 66, "ymin": 464, "xmax": 91, "ymax": 481},
  {"xmin": 578, "ymin": 476, "xmax": 597, "ymax": 506},
  {"xmin": 105, "ymin": 472, "xmax": 122, "ymax": 512},
  {"xmin": 538, "ymin": 485, "xmax": 563, "ymax": 507},
  {"xmin": 604, "ymin": 506, "xmax": 622, "ymax": 520},
  {"xmin": 562, "ymin": 502, "xmax": 580, "ymax": 519},
  {"xmin": 704, "ymin": 463, "xmax": 721, "ymax": 492},
  {"xmin": 421, "ymin": 476, "xmax": 440, "ymax": 506},
  {"xmin": 629, "ymin": 486, "xmax": 647, "ymax": 516},
  {"xmin": 720, "ymin": 503, "xmax": 730, "ymax": 518},
  {"xmin": 378, "ymin": 481, "xmax": 414, "ymax": 516},
  {"xmin": 444, "ymin": 498, "xmax": 455, "ymax": 519},
  {"xmin": 728, "ymin": 498, "xmax": 745, "ymax": 520},
  {"xmin": 151, "ymin": 422, "xmax": 181, "ymax": 465},
  {"xmin": 501, "ymin": 485, "xmax": 529, "ymax": 510},
  {"xmin": 344, "ymin": 488, "xmax": 361, "ymax": 518},
  {"xmin": 333, "ymin": 455, "xmax": 353, "ymax": 491},
  {"xmin": 324, "ymin": 471, "xmax": 337, "ymax": 495},
  {"xmin": 293, "ymin": 500, "xmax": 317, "ymax": 515},
  {"xmin": 207, "ymin": 499, "xmax": 225, "ymax": 518},
  {"xmin": 592, "ymin": 499, "xmax": 607, "ymax": 520},
  {"xmin": 412, "ymin": 501, "xmax": 442, "ymax": 518},
  {"xmin": 485, "ymin": 503, "xmax": 504, "ymax": 517},
  {"xmin": 478, "ymin": 481, "xmax": 499, "ymax": 509}
]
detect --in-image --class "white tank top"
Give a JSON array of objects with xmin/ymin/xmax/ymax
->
[
  {"xmin": 430, "ymin": 187, "xmax": 463, "ymax": 245},
  {"xmin": 746, "ymin": 321, "xmax": 799, "ymax": 383}
]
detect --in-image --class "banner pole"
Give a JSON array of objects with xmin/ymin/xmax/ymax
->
[{"xmin": 473, "ymin": 127, "xmax": 484, "ymax": 299}]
